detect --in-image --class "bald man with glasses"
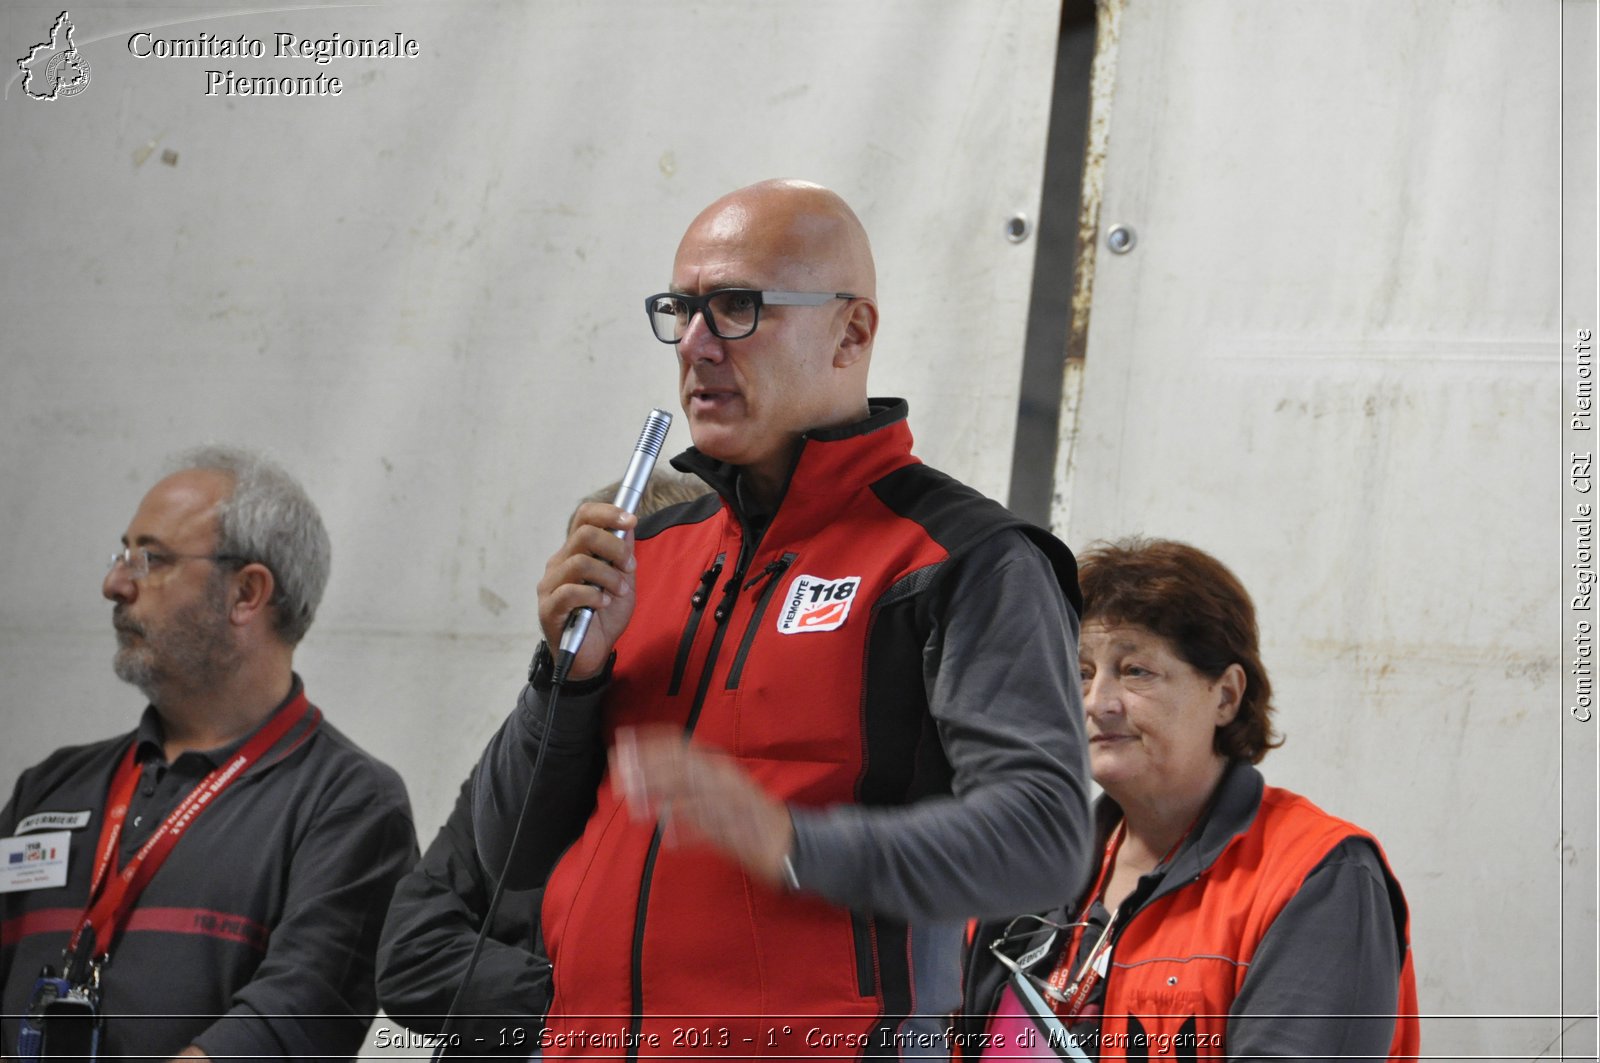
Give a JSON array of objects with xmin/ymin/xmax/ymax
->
[{"xmin": 473, "ymin": 180, "xmax": 1093, "ymax": 1059}]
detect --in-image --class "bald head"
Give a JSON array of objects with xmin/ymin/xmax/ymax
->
[
  {"xmin": 680, "ymin": 179, "xmax": 876, "ymax": 301},
  {"xmin": 670, "ymin": 180, "xmax": 882, "ymax": 503}
]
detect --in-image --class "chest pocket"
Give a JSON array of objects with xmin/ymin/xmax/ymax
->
[
  {"xmin": 1114, "ymin": 955, "xmax": 1238, "ymax": 1013},
  {"xmin": 711, "ymin": 563, "xmax": 876, "ymax": 794}
]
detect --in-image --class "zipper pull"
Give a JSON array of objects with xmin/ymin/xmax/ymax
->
[
  {"xmin": 713, "ymin": 569, "xmax": 742, "ymax": 623},
  {"xmin": 741, "ymin": 555, "xmax": 791, "ymax": 592},
  {"xmin": 690, "ymin": 559, "xmax": 723, "ymax": 609}
]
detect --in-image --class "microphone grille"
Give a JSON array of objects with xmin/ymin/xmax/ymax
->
[{"xmin": 635, "ymin": 408, "xmax": 673, "ymax": 458}]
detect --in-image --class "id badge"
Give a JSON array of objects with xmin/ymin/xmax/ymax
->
[{"xmin": 0, "ymin": 831, "xmax": 71, "ymax": 892}]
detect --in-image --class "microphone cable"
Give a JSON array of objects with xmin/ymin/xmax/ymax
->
[
  {"xmin": 431, "ymin": 669, "xmax": 565, "ymax": 1059},
  {"xmin": 431, "ymin": 409, "xmax": 670, "ymax": 1057}
]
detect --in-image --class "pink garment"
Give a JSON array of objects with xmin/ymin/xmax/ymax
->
[{"xmin": 980, "ymin": 973, "xmax": 1091, "ymax": 1061}]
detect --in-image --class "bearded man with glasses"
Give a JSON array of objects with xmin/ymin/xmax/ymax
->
[
  {"xmin": 474, "ymin": 179, "xmax": 1094, "ymax": 1059},
  {"xmin": 1, "ymin": 446, "xmax": 417, "ymax": 1061}
]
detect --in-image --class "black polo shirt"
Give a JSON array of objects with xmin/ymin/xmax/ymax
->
[{"xmin": 0, "ymin": 677, "xmax": 418, "ymax": 1059}]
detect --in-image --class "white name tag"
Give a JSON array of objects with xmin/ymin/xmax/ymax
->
[
  {"xmin": 0, "ymin": 831, "xmax": 71, "ymax": 893},
  {"xmin": 15, "ymin": 810, "xmax": 91, "ymax": 835}
]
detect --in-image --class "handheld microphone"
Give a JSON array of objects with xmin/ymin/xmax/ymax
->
[{"xmin": 554, "ymin": 408, "xmax": 673, "ymax": 680}]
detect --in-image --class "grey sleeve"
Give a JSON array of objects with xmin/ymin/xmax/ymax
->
[
  {"xmin": 0, "ymin": 779, "xmax": 18, "ymax": 835},
  {"xmin": 0, "ymin": 774, "xmax": 24, "ymax": 1008},
  {"xmin": 787, "ymin": 528, "xmax": 1094, "ymax": 922},
  {"xmin": 1227, "ymin": 837, "xmax": 1405, "ymax": 1061},
  {"xmin": 191, "ymin": 780, "xmax": 420, "ymax": 1059},
  {"xmin": 472, "ymin": 679, "xmax": 608, "ymax": 890},
  {"xmin": 378, "ymin": 774, "xmax": 549, "ymax": 1043}
]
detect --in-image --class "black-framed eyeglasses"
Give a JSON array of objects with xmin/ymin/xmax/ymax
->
[
  {"xmin": 108, "ymin": 546, "xmax": 247, "ymax": 582},
  {"xmin": 644, "ymin": 289, "xmax": 857, "ymax": 344}
]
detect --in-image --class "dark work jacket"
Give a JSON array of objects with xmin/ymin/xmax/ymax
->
[
  {"xmin": 1, "ymin": 679, "xmax": 417, "ymax": 1060},
  {"xmin": 376, "ymin": 769, "xmax": 550, "ymax": 1057}
]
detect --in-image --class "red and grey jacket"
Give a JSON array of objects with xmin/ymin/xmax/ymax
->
[
  {"xmin": 963, "ymin": 761, "xmax": 1420, "ymax": 1060},
  {"xmin": 476, "ymin": 399, "xmax": 1092, "ymax": 1059}
]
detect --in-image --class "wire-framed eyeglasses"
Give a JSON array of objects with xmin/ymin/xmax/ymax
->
[
  {"xmin": 644, "ymin": 289, "xmax": 857, "ymax": 343},
  {"xmin": 988, "ymin": 913, "xmax": 1111, "ymax": 1009},
  {"xmin": 108, "ymin": 546, "xmax": 246, "ymax": 581}
]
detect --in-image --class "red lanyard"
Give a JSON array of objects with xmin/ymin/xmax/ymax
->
[
  {"xmin": 1046, "ymin": 816, "xmax": 1198, "ymax": 1022},
  {"xmin": 68, "ymin": 691, "xmax": 318, "ymax": 963},
  {"xmin": 1046, "ymin": 822, "xmax": 1125, "ymax": 1020}
]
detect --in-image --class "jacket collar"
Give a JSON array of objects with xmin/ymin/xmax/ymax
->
[
  {"xmin": 1093, "ymin": 759, "xmax": 1265, "ymax": 912},
  {"xmin": 670, "ymin": 397, "xmax": 920, "ymax": 544},
  {"xmin": 974, "ymin": 762, "xmax": 1266, "ymax": 1006},
  {"xmin": 136, "ymin": 673, "xmax": 314, "ymax": 777}
]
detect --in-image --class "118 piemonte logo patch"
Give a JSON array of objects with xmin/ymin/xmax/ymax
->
[{"xmin": 776, "ymin": 573, "xmax": 862, "ymax": 634}]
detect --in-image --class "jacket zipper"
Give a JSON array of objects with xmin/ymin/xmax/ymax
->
[
  {"xmin": 683, "ymin": 568, "xmax": 744, "ymax": 732},
  {"xmin": 629, "ymin": 540, "xmax": 760, "ymax": 1056},
  {"xmin": 724, "ymin": 553, "xmax": 797, "ymax": 690},
  {"xmin": 850, "ymin": 911, "xmax": 877, "ymax": 996},
  {"xmin": 629, "ymin": 831, "xmax": 663, "ymax": 1055},
  {"xmin": 668, "ymin": 556, "xmax": 724, "ymax": 696}
]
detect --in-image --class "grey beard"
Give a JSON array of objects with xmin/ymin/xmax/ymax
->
[
  {"xmin": 112, "ymin": 640, "xmax": 163, "ymax": 702},
  {"xmin": 111, "ymin": 589, "xmax": 238, "ymax": 704}
]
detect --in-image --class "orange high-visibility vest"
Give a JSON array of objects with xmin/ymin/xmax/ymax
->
[{"xmin": 1095, "ymin": 786, "xmax": 1419, "ymax": 1060}]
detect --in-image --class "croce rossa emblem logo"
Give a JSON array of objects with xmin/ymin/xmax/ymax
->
[{"xmin": 17, "ymin": 11, "xmax": 92, "ymax": 101}]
